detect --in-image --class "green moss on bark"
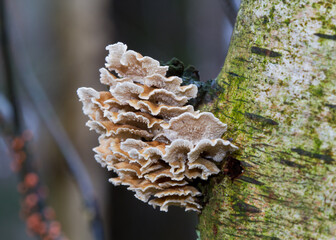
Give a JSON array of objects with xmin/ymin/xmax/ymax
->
[{"xmin": 198, "ymin": 0, "xmax": 336, "ymax": 239}]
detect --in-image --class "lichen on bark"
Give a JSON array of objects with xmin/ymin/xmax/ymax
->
[{"xmin": 198, "ymin": 0, "xmax": 336, "ymax": 239}]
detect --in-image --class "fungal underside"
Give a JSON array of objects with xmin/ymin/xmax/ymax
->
[{"xmin": 77, "ymin": 42, "xmax": 237, "ymax": 212}]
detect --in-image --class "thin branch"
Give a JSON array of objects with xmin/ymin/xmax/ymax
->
[
  {"xmin": 1, "ymin": 1, "xmax": 67, "ymax": 239},
  {"xmin": 4, "ymin": 1, "xmax": 105, "ymax": 239},
  {"xmin": 0, "ymin": 0, "xmax": 20, "ymax": 134}
]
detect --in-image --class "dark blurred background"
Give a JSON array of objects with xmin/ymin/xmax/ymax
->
[{"xmin": 0, "ymin": 0, "xmax": 240, "ymax": 239}]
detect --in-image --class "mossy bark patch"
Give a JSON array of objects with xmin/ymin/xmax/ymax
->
[{"xmin": 198, "ymin": 0, "xmax": 336, "ymax": 239}]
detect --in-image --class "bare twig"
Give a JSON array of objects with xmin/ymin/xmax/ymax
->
[
  {"xmin": 2, "ymin": 1, "xmax": 105, "ymax": 239},
  {"xmin": 1, "ymin": 1, "xmax": 67, "ymax": 239},
  {"xmin": 0, "ymin": 0, "xmax": 20, "ymax": 134}
]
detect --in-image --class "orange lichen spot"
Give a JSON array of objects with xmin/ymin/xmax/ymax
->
[
  {"xmin": 38, "ymin": 222, "xmax": 47, "ymax": 235},
  {"xmin": 77, "ymin": 42, "xmax": 237, "ymax": 212},
  {"xmin": 49, "ymin": 221, "xmax": 61, "ymax": 238},
  {"xmin": 24, "ymin": 173, "xmax": 39, "ymax": 188},
  {"xmin": 12, "ymin": 137, "xmax": 25, "ymax": 151},
  {"xmin": 25, "ymin": 193, "xmax": 39, "ymax": 208},
  {"xmin": 42, "ymin": 236, "xmax": 54, "ymax": 240},
  {"xmin": 14, "ymin": 150, "xmax": 26, "ymax": 162},
  {"xmin": 10, "ymin": 150, "xmax": 27, "ymax": 172},
  {"xmin": 26, "ymin": 213, "xmax": 42, "ymax": 233}
]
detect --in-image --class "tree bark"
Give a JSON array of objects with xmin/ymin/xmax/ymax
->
[{"xmin": 198, "ymin": 0, "xmax": 336, "ymax": 239}]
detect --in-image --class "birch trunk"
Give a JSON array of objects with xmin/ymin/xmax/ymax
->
[{"xmin": 198, "ymin": 0, "xmax": 336, "ymax": 239}]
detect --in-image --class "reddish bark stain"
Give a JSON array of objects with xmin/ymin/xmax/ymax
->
[{"xmin": 213, "ymin": 224, "xmax": 218, "ymax": 236}]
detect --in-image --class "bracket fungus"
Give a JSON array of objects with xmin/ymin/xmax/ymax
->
[{"xmin": 77, "ymin": 42, "xmax": 238, "ymax": 212}]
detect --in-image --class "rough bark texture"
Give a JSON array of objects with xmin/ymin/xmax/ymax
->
[{"xmin": 198, "ymin": 0, "xmax": 336, "ymax": 239}]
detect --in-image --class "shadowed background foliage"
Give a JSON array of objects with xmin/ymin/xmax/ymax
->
[{"xmin": 0, "ymin": 0, "xmax": 239, "ymax": 239}]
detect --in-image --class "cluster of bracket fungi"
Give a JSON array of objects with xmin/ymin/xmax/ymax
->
[{"xmin": 77, "ymin": 42, "xmax": 237, "ymax": 212}]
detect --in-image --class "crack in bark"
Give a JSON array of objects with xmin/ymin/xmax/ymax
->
[
  {"xmin": 245, "ymin": 112, "xmax": 279, "ymax": 126},
  {"xmin": 277, "ymin": 158, "xmax": 305, "ymax": 168},
  {"xmin": 251, "ymin": 46, "xmax": 282, "ymax": 57},
  {"xmin": 239, "ymin": 176, "xmax": 265, "ymax": 186},
  {"xmin": 314, "ymin": 33, "xmax": 336, "ymax": 41},
  {"xmin": 232, "ymin": 199, "xmax": 261, "ymax": 213},
  {"xmin": 291, "ymin": 148, "xmax": 334, "ymax": 164},
  {"xmin": 227, "ymin": 71, "xmax": 246, "ymax": 79},
  {"xmin": 325, "ymin": 103, "xmax": 336, "ymax": 109}
]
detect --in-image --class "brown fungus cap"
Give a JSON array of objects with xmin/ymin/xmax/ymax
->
[{"xmin": 77, "ymin": 42, "xmax": 237, "ymax": 212}]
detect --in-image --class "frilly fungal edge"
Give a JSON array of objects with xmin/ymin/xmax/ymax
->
[{"xmin": 77, "ymin": 42, "xmax": 238, "ymax": 212}]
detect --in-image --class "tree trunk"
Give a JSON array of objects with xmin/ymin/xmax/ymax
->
[{"xmin": 198, "ymin": 0, "xmax": 336, "ymax": 239}]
